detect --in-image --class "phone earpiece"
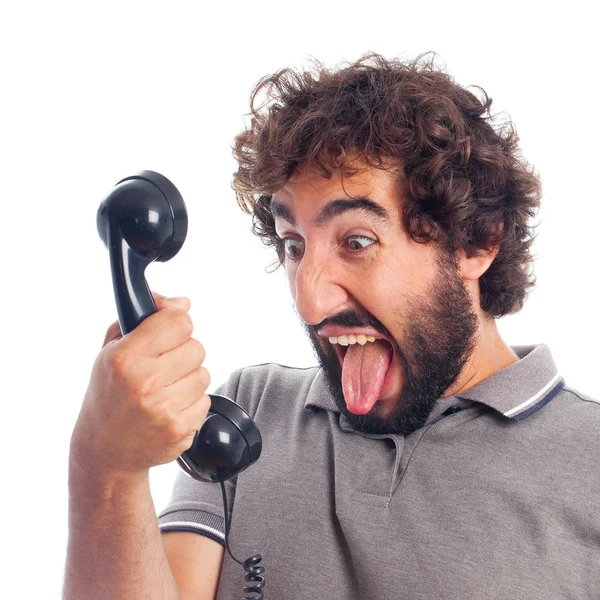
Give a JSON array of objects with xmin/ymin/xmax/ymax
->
[
  {"xmin": 177, "ymin": 395, "xmax": 262, "ymax": 483},
  {"xmin": 97, "ymin": 170, "xmax": 188, "ymax": 334},
  {"xmin": 97, "ymin": 171, "xmax": 261, "ymax": 484}
]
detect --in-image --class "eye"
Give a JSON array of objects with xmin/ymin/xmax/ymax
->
[
  {"xmin": 344, "ymin": 235, "xmax": 376, "ymax": 252},
  {"xmin": 282, "ymin": 237, "xmax": 305, "ymax": 261}
]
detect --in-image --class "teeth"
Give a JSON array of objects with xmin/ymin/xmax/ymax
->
[{"xmin": 328, "ymin": 334, "xmax": 378, "ymax": 346}]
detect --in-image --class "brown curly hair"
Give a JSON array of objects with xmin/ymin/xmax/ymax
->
[{"xmin": 232, "ymin": 53, "xmax": 541, "ymax": 318}]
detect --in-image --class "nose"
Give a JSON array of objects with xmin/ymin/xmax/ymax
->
[{"xmin": 292, "ymin": 250, "xmax": 349, "ymax": 326}]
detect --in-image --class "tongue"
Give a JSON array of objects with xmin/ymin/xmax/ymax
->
[{"xmin": 341, "ymin": 340, "xmax": 392, "ymax": 415}]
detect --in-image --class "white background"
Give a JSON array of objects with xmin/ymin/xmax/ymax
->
[{"xmin": 1, "ymin": 1, "xmax": 598, "ymax": 597}]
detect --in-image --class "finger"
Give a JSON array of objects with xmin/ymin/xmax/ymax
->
[
  {"xmin": 124, "ymin": 307, "xmax": 194, "ymax": 358},
  {"xmin": 154, "ymin": 337, "xmax": 207, "ymax": 387},
  {"xmin": 102, "ymin": 294, "xmax": 189, "ymax": 349},
  {"xmin": 178, "ymin": 393, "xmax": 212, "ymax": 438},
  {"xmin": 102, "ymin": 320, "xmax": 123, "ymax": 348},
  {"xmin": 163, "ymin": 367, "xmax": 211, "ymax": 412},
  {"xmin": 152, "ymin": 291, "xmax": 191, "ymax": 312}
]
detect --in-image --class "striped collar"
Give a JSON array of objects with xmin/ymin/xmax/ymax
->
[
  {"xmin": 455, "ymin": 343, "xmax": 564, "ymax": 421},
  {"xmin": 305, "ymin": 343, "xmax": 564, "ymax": 422}
]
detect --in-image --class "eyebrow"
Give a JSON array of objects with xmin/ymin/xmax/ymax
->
[{"xmin": 270, "ymin": 197, "xmax": 391, "ymax": 228}]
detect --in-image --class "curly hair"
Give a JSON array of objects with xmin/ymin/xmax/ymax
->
[{"xmin": 232, "ymin": 53, "xmax": 541, "ymax": 318}]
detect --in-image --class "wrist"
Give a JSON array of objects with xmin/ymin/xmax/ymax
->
[
  {"xmin": 69, "ymin": 422, "xmax": 150, "ymax": 497},
  {"xmin": 69, "ymin": 448, "xmax": 150, "ymax": 504}
]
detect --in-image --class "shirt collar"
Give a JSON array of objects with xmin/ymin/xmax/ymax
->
[
  {"xmin": 305, "ymin": 343, "xmax": 564, "ymax": 422},
  {"xmin": 454, "ymin": 343, "xmax": 564, "ymax": 421},
  {"xmin": 304, "ymin": 368, "xmax": 339, "ymax": 412}
]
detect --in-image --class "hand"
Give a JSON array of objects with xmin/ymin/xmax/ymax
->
[{"xmin": 70, "ymin": 292, "xmax": 211, "ymax": 479}]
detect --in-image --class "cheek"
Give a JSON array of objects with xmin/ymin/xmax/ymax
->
[
  {"xmin": 377, "ymin": 249, "xmax": 437, "ymax": 295},
  {"xmin": 354, "ymin": 254, "xmax": 433, "ymax": 325},
  {"xmin": 357, "ymin": 256, "xmax": 408, "ymax": 298},
  {"xmin": 285, "ymin": 265, "xmax": 298, "ymax": 299}
]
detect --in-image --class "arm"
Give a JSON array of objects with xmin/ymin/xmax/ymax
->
[
  {"xmin": 163, "ymin": 532, "xmax": 225, "ymax": 600},
  {"xmin": 64, "ymin": 458, "xmax": 223, "ymax": 600},
  {"xmin": 64, "ymin": 464, "xmax": 177, "ymax": 599},
  {"xmin": 64, "ymin": 294, "xmax": 221, "ymax": 599}
]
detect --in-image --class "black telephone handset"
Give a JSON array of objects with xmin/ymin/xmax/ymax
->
[
  {"xmin": 96, "ymin": 170, "xmax": 262, "ymax": 484},
  {"xmin": 97, "ymin": 171, "xmax": 265, "ymax": 600}
]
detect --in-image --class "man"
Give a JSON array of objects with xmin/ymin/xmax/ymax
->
[{"xmin": 64, "ymin": 54, "xmax": 600, "ymax": 599}]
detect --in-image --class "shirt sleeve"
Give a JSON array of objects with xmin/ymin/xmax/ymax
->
[{"xmin": 157, "ymin": 368, "xmax": 244, "ymax": 547}]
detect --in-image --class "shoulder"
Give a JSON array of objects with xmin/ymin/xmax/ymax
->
[
  {"xmin": 530, "ymin": 383, "xmax": 600, "ymax": 454},
  {"xmin": 213, "ymin": 363, "xmax": 322, "ymax": 417},
  {"xmin": 550, "ymin": 384, "xmax": 600, "ymax": 419},
  {"xmin": 560, "ymin": 384, "xmax": 600, "ymax": 407}
]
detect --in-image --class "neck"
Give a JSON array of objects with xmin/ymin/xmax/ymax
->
[{"xmin": 442, "ymin": 314, "xmax": 518, "ymax": 398}]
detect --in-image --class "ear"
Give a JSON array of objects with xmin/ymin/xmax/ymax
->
[{"xmin": 457, "ymin": 246, "xmax": 499, "ymax": 281}]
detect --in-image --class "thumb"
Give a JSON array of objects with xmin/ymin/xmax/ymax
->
[{"xmin": 152, "ymin": 291, "xmax": 191, "ymax": 311}]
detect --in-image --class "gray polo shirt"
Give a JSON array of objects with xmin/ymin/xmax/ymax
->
[{"xmin": 158, "ymin": 344, "xmax": 600, "ymax": 599}]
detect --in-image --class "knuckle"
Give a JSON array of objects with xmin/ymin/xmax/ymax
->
[
  {"xmin": 184, "ymin": 396, "xmax": 210, "ymax": 434},
  {"xmin": 106, "ymin": 345, "xmax": 134, "ymax": 374},
  {"xmin": 195, "ymin": 395, "xmax": 212, "ymax": 425},
  {"xmin": 147, "ymin": 402, "xmax": 178, "ymax": 439},
  {"xmin": 129, "ymin": 382, "xmax": 148, "ymax": 402},
  {"xmin": 128, "ymin": 369, "xmax": 159, "ymax": 400},
  {"xmin": 132, "ymin": 376, "xmax": 156, "ymax": 399},
  {"xmin": 198, "ymin": 393, "xmax": 212, "ymax": 414},
  {"xmin": 149, "ymin": 399, "xmax": 170, "ymax": 423},
  {"xmin": 166, "ymin": 417, "xmax": 189, "ymax": 442},
  {"xmin": 174, "ymin": 433, "xmax": 196, "ymax": 456},
  {"xmin": 188, "ymin": 368, "xmax": 209, "ymax": 395},
  {"xmin": 168, "ymin": 309, "xmax": 193, "ymax": 337},
  {"xmin": 198, "ymin": 366, "xmax": 211, "ymax": 390},
  {"xmin": 189, "ymin": 338, "xmax": 206, "ymax": 365},
  {"xmin": 177, "ymin": 437, "xmax": 196, "ymax": 455}
]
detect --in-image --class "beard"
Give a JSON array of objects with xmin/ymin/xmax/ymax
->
[{"xmin": 302, "ymin": 250, "xmax": 479, "ymax": 435}]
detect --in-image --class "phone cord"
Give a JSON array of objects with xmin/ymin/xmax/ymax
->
[{"xmin": 220, "ymin": 480, "xmax": 265, "ymax": 600}]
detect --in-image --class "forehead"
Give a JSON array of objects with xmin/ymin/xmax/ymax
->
[{"xmin": 272, "ymin": 165, "xmax": 403, "ymax": 219}]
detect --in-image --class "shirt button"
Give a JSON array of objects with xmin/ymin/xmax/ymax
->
[{"xmin": 443, "ymin": 405, "xmax": 462, "ymax": 416}]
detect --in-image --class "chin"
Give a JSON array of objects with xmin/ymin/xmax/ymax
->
[{"xmin": 355, "ymin": 395, "xmax": 394, "ymax": 419}]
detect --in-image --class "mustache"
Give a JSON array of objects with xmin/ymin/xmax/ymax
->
[{"xmin": 306, "ymin": 309, "xmax": 395, "ymax": 342}]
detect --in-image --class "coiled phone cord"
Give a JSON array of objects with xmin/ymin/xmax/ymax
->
[{"xmin": 219, "ymin": 481, "xmax": 265, "ymax": 600}]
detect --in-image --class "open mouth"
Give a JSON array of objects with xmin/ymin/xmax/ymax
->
[
  {"xmin": 331, "ymin": 336, "xmax": 394, "ymax": 369},
  {"xmin": 326, "ymin": 335, "xmax": 395, "ymax": 414}
]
